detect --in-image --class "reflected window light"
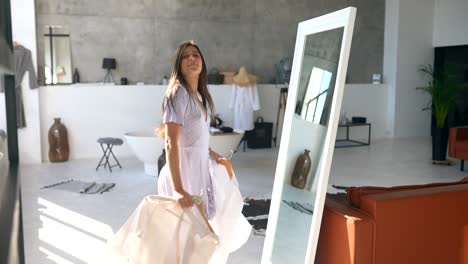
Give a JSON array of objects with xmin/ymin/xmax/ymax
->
[{"xmin": 302, "ymin": 67, "xmax": 332, "ymax": 124}]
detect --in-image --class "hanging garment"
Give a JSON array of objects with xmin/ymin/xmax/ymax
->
[
  {"xmin": 208, "ymin": 160, "xmax": 252, "ymax": 264},
  {"xmin": 108, "ymin": 195, "xmax": 218, "ymax": 264},
  {"xmin": 0, "ymin": 44, "xmax": 39, "ymax": 128},
  {"xmin": 229, "ymin": 84, "xmax": 261, "ymax": 131}
]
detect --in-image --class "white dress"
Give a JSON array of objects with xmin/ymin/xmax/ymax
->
[{"xmin": 158, "ymin": 86, "xmax": 216, "ymax": 219}]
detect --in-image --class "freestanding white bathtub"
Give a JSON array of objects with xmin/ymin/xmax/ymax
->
[
  {"xmin": 124, "ymin": 130, "xmax": 165, "ymax": 176},
  {"xmin": 209, "ymin": 130, "xmax": 244, "ymax": 158},
  {"xmin": 125, "ymin": 129, "xmax": 244, "ymax": 176}
]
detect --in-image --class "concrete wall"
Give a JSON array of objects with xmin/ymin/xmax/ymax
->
[
  {"xmin": 433, "ymin": 0, "xmax": 468, "ymax": 47},
  {"xmin": 35, "ymin": 0, "xmax": 385, "ymax": 84},
  {"xmin": 297, "ymin": 28, "xmax": 343, "ymax": 107}
]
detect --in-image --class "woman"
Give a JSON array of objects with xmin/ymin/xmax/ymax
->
[{"xmin": 157, "ymin": 40, "xmax": 224, "ymax": 219}]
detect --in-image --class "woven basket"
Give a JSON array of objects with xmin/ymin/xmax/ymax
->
[
  {"xmin": 220, "ymin": 71, "xmax": 236, "ymax": 84},
  {"xmin": 207, "ymin": 74, "xmax": 224, "ymax": 84}
]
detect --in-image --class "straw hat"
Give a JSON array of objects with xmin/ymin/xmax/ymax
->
[{"xmin": 232, "ymin": 66, "xmax": 257, "ymax": 86}]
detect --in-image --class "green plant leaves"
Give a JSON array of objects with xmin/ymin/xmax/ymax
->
[{"xmin": 417, "ymin": 64, "xmax": 466, "ymax": 128}]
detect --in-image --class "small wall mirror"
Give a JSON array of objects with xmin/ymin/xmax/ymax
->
[
  {"xmin": 262, "ymin": 7, "xmax": 356, "ymax": 264},
  {"xmin": 44, "ymin": 26, "xmax": 72, "ymax": 84}
]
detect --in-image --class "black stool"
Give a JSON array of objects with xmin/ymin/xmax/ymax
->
[{"xmin": 96, "ymin": 137, "xmax": 123, "ymax": 172}]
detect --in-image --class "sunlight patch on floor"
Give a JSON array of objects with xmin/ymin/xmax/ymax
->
[
  {"xmin": 38, "ymin": 197, "xmax": 115, "ymax": 263},
  {"xmin": 38, "ymin": 247, "xmax": 74, "ymax": 264}
]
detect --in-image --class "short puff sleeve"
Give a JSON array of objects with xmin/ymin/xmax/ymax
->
[{"xmin": 163, "ymin": 87, "xmax": 189, "ymax": 126}]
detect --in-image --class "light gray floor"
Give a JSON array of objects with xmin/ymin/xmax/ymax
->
[{"xmin": 20, "ymin": 137, "xmax": 466, "ymax": 263}]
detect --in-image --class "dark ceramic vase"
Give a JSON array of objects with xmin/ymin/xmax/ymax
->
[
  {"xmin": 291, "ymin": 149, "xmax": 312, "ymax": 189},
  {"xmin": 158, "ymin": 149, "xmax": 166, "ymax": 175},
  {"xmin": 73, "ymin": 68, "xmax": 80, "ymax": 83},
  {"xmin": 48, "ymin": 118, "xmax": 70, "ymax": 162}
]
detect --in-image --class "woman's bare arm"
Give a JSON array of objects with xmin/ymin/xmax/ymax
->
[
  {"xmin": 165, "ymin": 123, "xmax": 183, "ymax": 192},
  {"xmin": 165, "ymin": 122, "xmax": 193, "ymax": 207}
]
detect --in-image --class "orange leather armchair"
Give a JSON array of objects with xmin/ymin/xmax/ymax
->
[
  {"xmin": 315, "ymin": 178, "xmax": 468, "ymax": 264},
  {"xmin": 449, "ymin": 126, "xmax": 468, "ymax": 171}
]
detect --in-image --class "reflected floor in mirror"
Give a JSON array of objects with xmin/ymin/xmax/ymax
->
[
  {"xmin": 272, "ymin": 184, "xmax": 316, "ymax": 263},
  {"xmin": 19, "ymin": 138, "xmax": 466, "ymax": 263}
]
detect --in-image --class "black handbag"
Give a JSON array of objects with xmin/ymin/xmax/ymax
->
[{"xmin": 246, "ymin": 117, "xmax": 273, "ymax": 149}]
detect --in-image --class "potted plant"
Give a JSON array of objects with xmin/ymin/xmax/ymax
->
[{"xmin": 417, "ymin": 64, "xmax": 463, "ymax": 163}]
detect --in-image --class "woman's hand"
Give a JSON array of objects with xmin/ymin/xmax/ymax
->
[
  {"xmin": 177, "ymin": 189, "xmax": 194, "ymax": 208},
  {"xmin": 217, "ymin": 158, "xmax": 234, "ymax": 179},
  {"xmin": 209, "ymin": 148, "xmax": 224, "ymax": 163}
]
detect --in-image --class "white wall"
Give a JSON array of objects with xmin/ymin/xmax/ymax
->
[
  {"xmin": 393, "ymin": 0, "xmax": 434, "ymax": 137},
  {"xmin": 39, "ymin": 83, "xmax": 390, "ymax": 160},
  {"xmin": 256, "ymin": 85, "xmax": 283, "ymax": 146},
  {"xmin": 383, "ymin": 0, "xmax": 468, "ymax": 137},
  {"xmin": 340, "ymin": 84, "xmax": 391, "ymax": 140},
  {"xmin": 383, "ymin": 0, "xmax": 399, "ymax": 138},
  {"xmin": 433, "ymin": 0, "xmax": 468, "ymax": 47},
  {"xmin": 9, "ymin": 0, "xmax": 42, "ymax": 164},
  {"xmin": 382, "ymin": 0, "xmax": 434, "ymax": 138},
  {"xmin": 40, "ymin": 84, "xmax": 273, "ymax": 160},
  {"xmin": 38, "ymin": 84, "xmax": 292, "ymax": 160},
  {"xmin": 257, "ymin": 83, "xmax": 391, "ymax": 149},
  {"xmin": 39, "ymin": 84, "xmax": 390, "ymax": 160}
]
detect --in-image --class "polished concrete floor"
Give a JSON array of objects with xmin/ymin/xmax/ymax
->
[{"xmin": 20, "ymin": 137, "xmax": 467, "ymax": 263}]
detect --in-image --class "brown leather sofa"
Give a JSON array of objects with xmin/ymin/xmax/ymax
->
[
  {"xmin": 315, "ymin": 178, "xmax": 468, "ymax": 264},
  {"xmin": 449, "ymin": 126, "xmax": 468, "ymax": 171}
]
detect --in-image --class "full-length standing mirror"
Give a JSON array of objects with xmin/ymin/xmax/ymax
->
[{"xmin": 262, "ymin": 7, "xmax": 356, "ymax": 264}]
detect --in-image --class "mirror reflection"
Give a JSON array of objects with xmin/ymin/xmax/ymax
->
[
  {"xmin": 271, "ymin": 27, "xmax": 344, "ymax": 263},
  {"xmin": 44, "ymin": 26, "xmax": 72, "ymax": 84}
]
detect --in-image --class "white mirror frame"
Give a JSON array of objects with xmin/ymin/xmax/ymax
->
[{"xmin": 261, "ymin": 7, "xmax": 356, "ymax": 264}]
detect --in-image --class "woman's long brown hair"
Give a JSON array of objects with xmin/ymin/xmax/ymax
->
[{"xmin": 156, "ymin": 40, "xmax": 215, "ymax": 138}]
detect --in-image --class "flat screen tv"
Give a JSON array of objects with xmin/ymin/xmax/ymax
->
[{"xmin": 435, "ymin": 45, "xmax": 468, "ymax": 127}]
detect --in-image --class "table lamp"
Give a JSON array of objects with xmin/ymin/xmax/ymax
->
[{"xmin": 102, "ymin": 58, "xmax": 116, "ymax": 83}]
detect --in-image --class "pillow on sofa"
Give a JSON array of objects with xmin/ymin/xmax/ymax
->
[{"xmin": 347, "ymin": 177, "xmax": 468, "ymax": 208}]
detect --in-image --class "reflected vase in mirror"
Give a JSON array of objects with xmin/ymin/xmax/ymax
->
[
  {"xmin": 48, "ymin": 118, "xmax": 70, "ymax": 162},
  {"xmin": 73, "ymin": 68, "xmax": 80, "ymax": 83},
  {"xmin": 291, "ymin": 149, "xmax": 312, "ymax": 189}
]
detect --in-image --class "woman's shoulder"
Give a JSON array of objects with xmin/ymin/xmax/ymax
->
[
  {"xmin": 173, "ymin": 85, "xmax": 189, "ymax": 97},
  {"xmin": 173, "ymin": 85, "xmax": 191, "ymax": 104},
  {"xmin": 165, "ymin": 85, "xmax": 191, "ymax": 108},
  {"xmin": 165, "ymin": 84, "xmax": 189, "ymax": 100}
]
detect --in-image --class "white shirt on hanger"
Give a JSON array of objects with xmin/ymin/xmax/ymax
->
[{"xmin": 229, "ymin": 84, "xmax": 261, "ymax": 131}]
